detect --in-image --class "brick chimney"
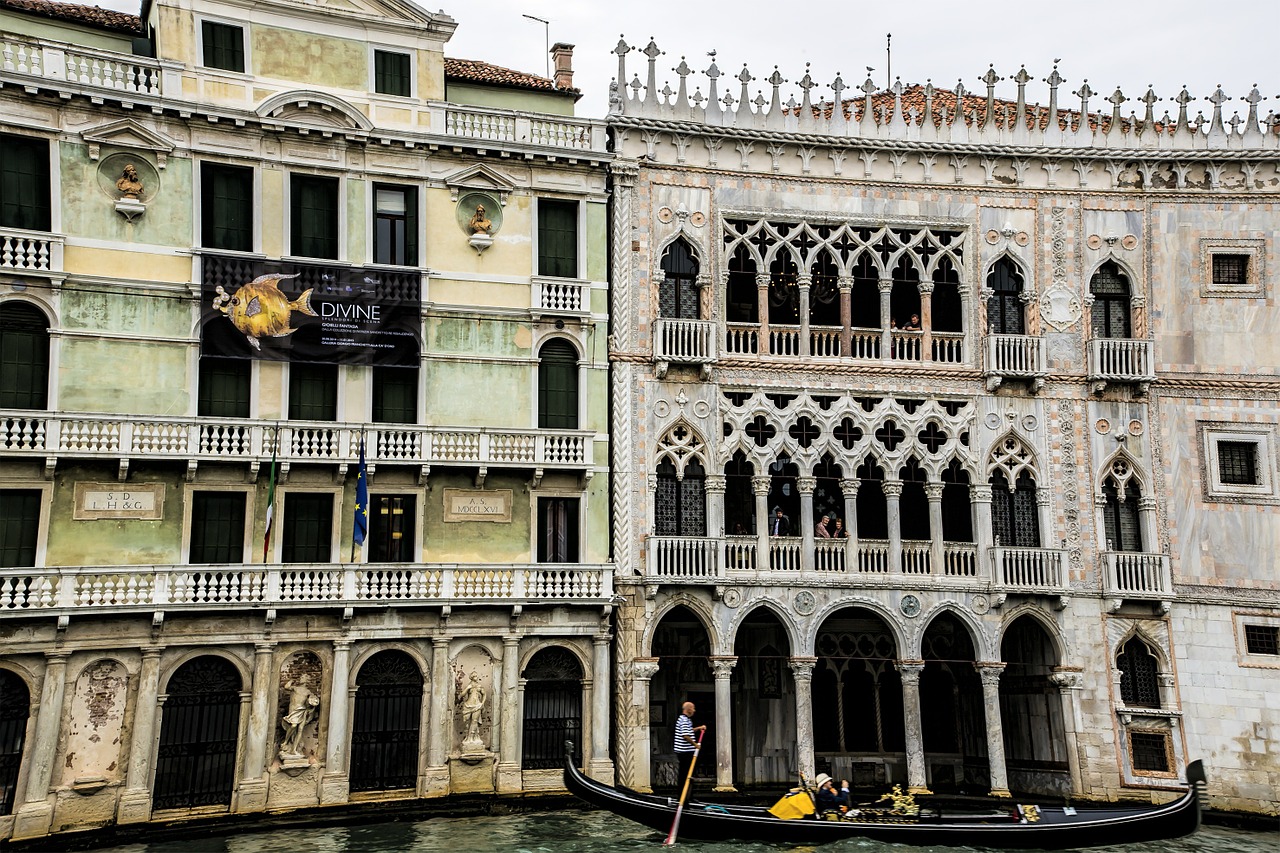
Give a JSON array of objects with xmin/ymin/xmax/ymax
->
[{"xmin": 551, "ymin": 42, "xmax": 574, "ymax": 90}]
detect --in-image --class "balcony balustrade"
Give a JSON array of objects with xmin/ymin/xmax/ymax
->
[
  {"xmin": 991, "ymin": 546, "xmax": 1069, "ymax": 594},
  {"xmin": 721, "ymin": 322, "xmax": 965, "ymax": 365},
  {"xmin": 0, "ymin": 227, "xmax": 63, "ymax": 274},
  {"xmin": 1088, "ymin": 338, "xmax": 1155, "ymax": 393},
  {"xmin": 1102, "ymin": 551, "xmax": 1172, "ymax": 609},
  {"xmin": 653, "ymin": 318, "xmax": 717, "ymax": 378},
  {"xmin": 0, "ymin": 562, "xmax": 612, "ymax": 615},
  {"xmin": 646, "ymin": 536, "xmax": 719, "ymax": 580},
  {"xmin": 532, "ymin": 277, "xmax": 591, "ymax": 316},
  {"xmin": 986, "ymin": 334, "xmax": 1047, "ymax": 391}
]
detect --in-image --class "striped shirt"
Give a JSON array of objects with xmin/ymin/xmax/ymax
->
[{"xmin": 674, "ymin": 713, "xmax": 696, "ymax": 752}]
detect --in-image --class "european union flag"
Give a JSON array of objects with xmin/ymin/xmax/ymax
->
[{"xmin": 353, "ymin": 436, "xmax": 368, "ymax": 549}]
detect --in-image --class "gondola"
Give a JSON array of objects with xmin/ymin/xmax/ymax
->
[{"xmin": 564, "ymin": 744, "xmax": 1205, "ymax": 849}]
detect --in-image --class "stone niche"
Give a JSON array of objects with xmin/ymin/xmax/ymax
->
[
  {"xmin": 268, "ymin": 650, "xmax": 324, "ymax": 809},
  {"xmin": 54, "ymin": 659, "xmax": 129, "ymax": 832},
  {"xmin": 449, "ymin": 645, "xmax": 495, "ymax": 794}
]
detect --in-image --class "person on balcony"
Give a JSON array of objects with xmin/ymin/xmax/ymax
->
[
  {"xmin": 771, "ymin": 507, "xmax": 791, "ymax": 536},
  {"xmin": 903, "ymin": 313, "xmax": 922, "ymax": 331},
  {"xmin": 815, "ymin": 514, "xmax": 832, "ymax": 538},
  {"xmin": 832, "ymin": 518, "xmax": 847, "ymax": 538}
]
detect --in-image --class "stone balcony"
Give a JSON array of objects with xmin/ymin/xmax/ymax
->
[
  {"xmin": 0, "ymin": 562, "xmax": 613, "ymax": 616},
  {"xmin": 1101, "ymin": 551, "xmax": 1172, "ymax": 612},
  {"xmin": 0, "ymin": 412, "xmax": 594, "ymax": 482},
  {"xmin": 990, "ymin": 545, "xmax": 1070, "ymax": 607},
  {"xmin": 723, "ymin": 323, "xmax": 964, "ymax": 365},
  {"xmin": 531, "ymin": 277, "xmax": 592, "ymax": 318},
  {"xmin": 1088, "ymin": 338, "xmax": 1155, "ymax": 394},
  {"xmin": 985, "ymin": 334, "xmax": 1047, "ymax": 392},
  {"xmin": 653, "ymin": 318, "xmax": 717, "ymax": 378},
  {"xmin": 0, "ymin": 227, "xmax": 63, "ymax": 276}
]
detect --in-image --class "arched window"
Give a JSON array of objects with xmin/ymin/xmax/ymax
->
[
  {"xmin": 809, "ymin": 250, "xmax": 841, "ymax": 327},
  {"xmin": 522, "ymin": 647, "xmax": 583, "ymax": 770},
  {"xmin": 0, "ymin": 669, "xmax": 29, "ymax": 815},
  {"xmin": 655, "ymin": 459, "xmax": 706, "ymax": 537},
  {"xmin": 659, "ymin": 239, "xmax": 700, "ymax": 320},
  {"xmin": 537, "ymin": 339, "xmax": 578, "ymax": 429},
  {"xmin": 724, "ymin": 452, "xmax": 755, "ymax": 535},
  {"xmin": 850, "ymin": 252, "xmax": 880, "ymax": 329},
  {"xmin": 1090, "ymin": 261, "xmax": 1132, "ymax": 338},
  {"xmin": 350, "ymin": 649, "xmax": 423, "ymax": 792},
  {"xmin": 931, "ymin": 255, "xmax": 964, "ymax": 334},
  {"xmin": 153, "ymin": 656, "xmax": 242, "ymax": 810},
  {"xmin": 889, "ymin": 256, "xmax": 920, "ymax": 330},
  {"xmin": 940, "ymin": 460, "xmax": 973, "ymax": 542},
  {"xmin": 1102, "ymin": 468, "xmax": 1143, "ymax": 552},
  {"xmin": 991, "ymin": 470, "xmax": 1041, "ymax": 548},
  {"xmin": 767, "ymin": 252, "xmax": 800, "ymax": 326},
  {"xmin": 0, "ymin": 302, "xmax": 49, "ymax": 410},
  {"xmin": 1117, "ymin": 636, "xmax": 1161, "ymax": 708},
  {"xmin": 725, "ymin": 245, "xmax": 758, "ymax": 324},
  {"xmin": 986, "ymin": 258, "xmax": 1025, "ymax": 335}
]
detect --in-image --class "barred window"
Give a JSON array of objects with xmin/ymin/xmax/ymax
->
[
  {"xmin": 1129, "ymin": 730, "xmax": 1171, "ymax": 773},
  {"xmin": 1217, "ymin": 441, "xmax": 1259, "ymax": 486},
  {"xmin": 1117, "ymin": 637, "xmax": 1161, "ymax": 709},
  {"xmin": 1244, "ymin": 624, "xmax": 1279, "ymax": 656},
  {"xmin": 1211, "ymin": 254, "xmax": 1249, "ymax": 286}
]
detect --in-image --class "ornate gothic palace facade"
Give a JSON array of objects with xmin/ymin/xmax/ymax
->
[{"xmin": 606, "ymin": 41, "xmax": 1279, "ymax": 814}]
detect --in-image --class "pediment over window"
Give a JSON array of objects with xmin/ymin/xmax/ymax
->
[
  {"xmin": 81, "ymin": 120, "xmax": 176, "ymax": 168},
  {"xmin": 259, "ymin": 0, "xmax": 457, "ymax": 35},
  {"xmin": 442, "ymin": 163, "xmax": 518, "ymax": 206},
  {"xmin": 255, "ymin": 91, "xmax": 375, "ymax": 132}
]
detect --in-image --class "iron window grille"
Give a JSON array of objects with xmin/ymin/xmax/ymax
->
[
  {"xmin": 1217, "ymin": 440, "xmax": 1260, "ymax": 486},
  {"xmin": 1244, "ymin": 624, "xmax": 1279, "ymax": 656}
]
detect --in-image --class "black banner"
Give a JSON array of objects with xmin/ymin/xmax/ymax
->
[{"xmin": 199, "ymin": 255, "xmax": 420, "ymax": 366}]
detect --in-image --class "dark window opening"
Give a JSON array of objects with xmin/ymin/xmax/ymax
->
[
  {"xmin": 0, "ymin": 133, "xmax": 51, "ymax": 232},
  {"xmin": 1102, "ymin": 477, "xmax": 1143, "ymax": 552},
  {"xmin": 1217, "ymin": 441, "xmax": 1259, "ymax": 486},
  {"xmin": 537, "ymin": 497, "xmax": 579, "ymax": 563},
  {"xmin": 655, "ymin": 460, "xmax": 707, "ymax": 537},
  {"xmin": 1211, "ymin": 254, "xmax": 1249, "ymax": 285},
  {"xmin": 1117, "ymin": 636, "xmax": 1161, "ymax": 708},
  {"xmin": 537, "ymin": 340, "xmax": 578, "ymax": 429},
  {"xmin": 0, "ymin": 302, "xmax": 49, "ymax": 410},
  {"xmin": 281, "ymin": 492, "xmax": 333, "ymax": 563},
  {"xmin": 0, "ymin": 669, "xmax": 30, "ymax": 815},
  {"xmin": 289, "ymin": 362, "xmax": 337, "ymax": 421},
  {"xmin": 1129, "ymin": 731, "xmax": 1170, "ymax": 773},
  {"xmin": 372, "ymin": 365, "xmax": 418, "ymax": 424},
  {"xmin": 537, "ymin": 199, "xmax": 578, "ymax": 278},
  {"xmin": 201, "ymin": 162, "xmax": 253, "ymax": 252},
  {"xmin": 374, "ymin": 50, "xmax": 411, "ymax": 97},
  {"xmin": 725, "ymin": 246, "xmax": 758, "ymax": 325},
  {"xmin": 991, "ymin": 470, "xmax": 1040, "ymax": 548},
  {"xmin": 189, "ymin": 492, "xmax": 246, "ymax": 564},
  {"xmin": 0, "ymin": 490, "xmax": 40, "ymax": 568},
  {"xmin": 201, "ymin": 21, "xmax": 245, "ymax": 73},
  {"xmin": 369, "ymin": 494, "xmax": 414, "ymax": 563},
  {"xmin": 1244, "ymin": 624, "xmax": 1279, "ymax": 655},
  {"xmin": 1089, "ymin": 261, "xmax": 1132, "ymax": 339},
  {"xmin": 290, "ymin": 174, "xmax": 339, "ymax": 260},
  {"xmin": 724, "ymin": 453, "xmax": 755, "ymax": 535},
  {"xmin": 986, "ymin": 257, "xmax": 1025, "ymax": 335},
  {"xmin": 198, "ymin": 357, "xmax": 250, "ymax": 419},
  {"xmin": 659, "ymin": 239, "xmax": 700, "ymax": 320},
  {"xmin": 373, "ymin": 184, "xmax": 417, "ymax": 266}
]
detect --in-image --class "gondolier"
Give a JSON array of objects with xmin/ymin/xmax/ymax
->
[{"xmin": 673, "ymin": 701, "xmax": 705, "ymax": 788}]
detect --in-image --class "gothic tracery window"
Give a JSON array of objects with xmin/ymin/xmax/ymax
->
[
  {"xmin": 986, "ymin": 257, "xmax": 1025, "ymax": 335},
  {"xmin": 1090, "ymin": 261, "xmax": 1132, "ymax": 339},
  {"xmin": 655, "ymin": 423, "xmax": 708, "ymax": 538},
  {"xmin": 1117, "ymin": 636, "xmax": 1161, "ymax": 708},
  {"xmin": 659, "ymin": 239, "xmax": 700, "ymax": 320},
  {"xmin": 989, "ymin": 434, "xmax": 1041, "ymax": 548},
  {"xmin": 1102, "ymin": 458, "xmax": 1143, "ymax": 552}
]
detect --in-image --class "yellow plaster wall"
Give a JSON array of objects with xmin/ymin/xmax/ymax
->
[
  {"xmin": 252, "ymin": 26, "xmax": 365, "ymax": 91},
  {"xmin": 62, "ymin": 247, "xmax": 191, "ymax": 285},
  {"xmin": 155, "ymin": 6, "xmax": 193, "ymax": 65},
  {"xmin": 424, "ymin": 190, "xmax": 532, "ymax": 282},
  {"xmin": 418, "ymin": 49, "xmax": 446, "ymax": 102},
  {"xmin": 261, "ymin": 169, "xmax": 284, "ymax": 257}
]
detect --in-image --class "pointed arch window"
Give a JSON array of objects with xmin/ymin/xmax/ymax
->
[
  {"xmin": 0, "ymin": 302, "xmax": 49, "ymax": 410},
  {"xmin": 537, "ymin": 339, "xmax": 578, "ymax": 429},
  {"xmin": 659, "ymin": 239, "xmax": 700, "ymax": 320},
  {"xmin": 1102, "ymin": 461, "xmax": 1143, "ymax": 552},
  {"xmin": 655, "ymin": 459, "xmax": 706, "ymax": 537},
  {"xmin": 1090, "ymin": 261, "xmax": 1132, "ymax": 338},
  {"xmin": 986, "ymin": 258, "xmax": 1025, "ymax": 335},
  {"xmin": 1117, "ymin": 636, "xmax": 1161, "ymax": 708},
  {"xmin": 991, "ymin": 470, "xmax": 1041, "ymax": 548}
]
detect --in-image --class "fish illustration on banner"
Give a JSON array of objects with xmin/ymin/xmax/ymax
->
[{"xmin": 211, "ymin": 273, "xmax": 317, "ymax": 350}]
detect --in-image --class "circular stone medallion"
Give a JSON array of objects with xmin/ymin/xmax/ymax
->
[
  {"xmin": 721, "ymin": 588, "xmax": 742, "ymax": 608},
  {"xmin": 900, "ymin": 594, "xmax": 921, "ymax": 618},
  {"xmin": 793, "ymin": 590, "xmax": 816, "ymax": 616}
]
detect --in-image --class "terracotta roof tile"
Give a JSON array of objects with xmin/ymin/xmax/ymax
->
[
  {"xmin": 445, "ymin": 56, "xmax": 578, "ymax": 96},
  {"xmin": 0, "ymin": 0, "xmax": 142, "ymax": 36}
]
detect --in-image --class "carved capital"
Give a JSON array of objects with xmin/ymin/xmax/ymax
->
[
  {"xmin": 923, "ymin": 482, "xmax": 945, "ymax": 501},
  {"xmin": 1050, "ymin": 668, "xmax": 1083, "ymax": 690},
  {"xmin": 609, "ymin": 160, "xmax": 640, "ymax": 186},
  {"xmin": 881, "ymin": 479, "xmax": 904, "ymax": 499},
  {"xmin": 896, "ymin": 660, "xmax": 925, "ymax": 685},
  {"xmin": 971, "ymin": 483, "xmax": 993, "ymax": 502},
  {"xmin": 751, "ymin": 475, "xmax": 773, "ymax": 496},
  {"xmin": 710, "ymin": 656, "xmax": 738, "ymax": 678},
  {"xmin": 839, "ymin": 478, "xmax": 860, "ymax": 495},
  {"xmin": 976, "ymin": 661, "xmax": 1006, "ymax": 688},
  {"xmin": 755, "ymin": 273, "xmax": 772, "ymax": 288},
  {"xmin": 877, "ymin": 277, "xmax": 895, "ymax": 294},
  {"xmin": 837, "ymin": 276, "xmax": 854, "ymax": 291},
  {"xmin": 917, "ymin": 281, "xmax": 935, "ymax": 296},
  {"xmin": 704, "ymin": 474, "xmax": 727, "ymax": 494},
  {"xmin": 633, "ymin": 658, "xmax": 661, "ymax": 681},
  {"xmin": 795, "ymin": 275, "xmax": 813, "ymax": 289},
  {"xmin": 788, "ymin": 657, "xmax": 817, "ymax": 680},
  {"xmin": 796, "ymin": 476, "xmax": 817, "ymax": 494},
  {"xmin": 647, "ymin": 473, "xmax": 659, "ymax": 493}
]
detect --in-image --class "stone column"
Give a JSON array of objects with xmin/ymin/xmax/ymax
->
[
  {"xmin": 919, "ymin": 279, "xmax": 935, "ymax": 356},
  {"xmin": 897, "ymin": 660, "xmax": 930, "ymax": 794},
  {"xmin": 630, "ymin": 659, "xmax": 660, "ymax": 792},
  {"xmin": 496, "ymin": 636, "xmax": 523, "ymax": 791},
  {"xmin": 710, "ymin": 657, "xmax": 737, "ymax": 791},
  {"xmin": 705, "ymin": 474, "xmax": 726, "ymax": 540},
  {"xmin": 425, "ymin": 636, "xmax": 452, "ymax": 793},
  {"xmin": 789, "ymin": 657, "xmax": 817, "ymax": 781},
  {"xmin": 841, "ymin": 477, "xmax": 859, "ymax": 571},
  {"xmin": 798, "ymin": 475, "xmax": 816, "ymax": 572},
  {"xmin": 797, "ymin": 274, "xmax": 812, "ymax": 357},
  {"xmin": 237, "ymin": 641, "xmax": 275, "ymax": 813},
  {"xmin": 878, "ymin": 277, "xmax": 894, "ymax": 356},
  {"xmin": 1051, "ymin": 668, "xmax": 1084, "ymax": 794},
  {"xmin": 924, "ymin": 482, "xmax": 945, "ymax": 575},
  {"xmin": 883, "ymin": 479, "xmax": 904, "ymax": 574},
  {"xmin": 972, "ymin": 484, "xmax": 994, "ymax": 579},
  {"xmin": 589, "ymin": 636, "xmax": 614, "ymax": 782},
  {"xmin": 1137, "ymin": 496, "xmax": 1158, "ymax": 553},
  {"xmin": 756, "ymin": 272, "xmax": 771, "ymax": 354},
  {"xmin": 319, "ymin": 639, "xmax": 352, "ymax": 804},
  {"xmin": 753, "ymin": 475, "xmax": 772, "ymax": 570},
  {"xmin": 838, "ymin": 277, "xmax": 853, "ymax": 355},
  {"xmin": 976, "ymin": 662, "xmax": 1011, "ymax": 796},
  {"xmin": 11, "ymin": 651, "xmax": 70, "ymax": 840},
  {"xmin": 646, "ymin": 472, "xmax": 658, "ymax": 544},
  {"xmin": 118, "ymin": 646, "xmax": 163, "ymax": 823},
  {"xmin": 1037, "ymin": 489, "xmax": 1053, "ymax": 548}
]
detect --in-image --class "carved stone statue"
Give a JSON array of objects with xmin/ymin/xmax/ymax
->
[
  {"xmin": 456, "ymin": 671, "xmax": 487, "ymax": 748},
  {"xmin": 280, "ymin": 679, "xmax": 319, "ymax": 757},
  {"xmin": 468, "ymin": 204, "xmax": 492, "ymax": 235},
  {"xmin": 115, "ymin": 164, "xmax": 144, "ymax": 199}
]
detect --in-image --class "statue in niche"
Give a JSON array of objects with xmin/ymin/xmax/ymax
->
[
  {"xmin": 456, "ymin": 670, "xmax": 488, "ymax": 747},
  {"xmin": 115, "ymin": 164, "xmax": 144, "ymax": 199},
  {"xmin": 279, "ymin": 679, "xmax": 320, "ymax": 758},
  {"xmin": 468, "ymin": 203, "xmax": 493, "ymax": 235}
]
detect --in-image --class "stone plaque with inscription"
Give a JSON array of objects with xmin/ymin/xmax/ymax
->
[
  {"xmin": 74, "ymin": 483, "xmax": 165, "ymax": 520},
  {"xmin": 443, "ymin": 489, "xmax": 512, "ymax": 523}
]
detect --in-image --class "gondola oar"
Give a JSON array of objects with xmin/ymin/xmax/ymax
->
[{"xmin": 663, "ymin": 728, "xmax": 704, "ymax": 847}]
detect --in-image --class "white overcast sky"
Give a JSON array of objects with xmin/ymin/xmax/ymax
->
[{"xmin": 98, "ymin": 0, "xmax": 1277, "ymax": 120}]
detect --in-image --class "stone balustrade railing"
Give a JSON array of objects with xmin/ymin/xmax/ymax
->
[
  {"xmin": 654, "ymin": 318, "xmax": 717, "ymax": 364},
  {"xmin": 723, "ymin": 323, "xmax": 966, "ymax": 364},
  {"xmin": 0, "ymin": 562, "xmax": 613, "ymax": 614},
  {"xmin": 0, "ymin": 412, "xmax": 594, "ymax": 470},
  {"xmin": 532, "ymin": 277, "xmax": 591, "ymax": 315},
  {"xmin": 987, "ymin": 334, "xmax": 1047, "ymax": 381},
  {"xmin": 1089, "ymin": 338, "xmax": 1155, "ymax": 385},
  {"xmin": 0, "ymin": 227, "xmax": 63, "ymax": 274},
  {"xmin": 1102, "ymin": 551, "xmax": 1171, "ymax": 598},
  {"xmin": 991, "ymin": 546, "xmax": 1069, "ymax": 592}
]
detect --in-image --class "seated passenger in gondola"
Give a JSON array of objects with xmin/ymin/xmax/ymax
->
[{"xmin": 813, "ymin": 773, "xmax": 850, "ymax": 813}]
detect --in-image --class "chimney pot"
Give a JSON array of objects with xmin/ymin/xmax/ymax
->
[{"xmin": 551, "ymin": 42, "xmax": 574, "ymax": 90}]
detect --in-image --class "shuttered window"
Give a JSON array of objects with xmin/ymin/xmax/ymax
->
[
  {"xmin": 198, "ymin": 357, "xmax": 250, "ymax": 418},
  {"xmin": 537, "ymin": 199, "xmax": 578, "ymax": 278},
  {"xmin": 0, "ymin": 490, "xmax": 40, "ymax": 568},
  {"xmin": 1102, "ymin": 479, "xmax": 1143, "ymax": 552},
  {"xmin": 537, "ymin": 497, "xmax": 579, "ymax": 563},
  {"xmin": 374, "ymin": 50, "xmax": 411, "ymax": 97},
  {"xmin": 281, "ymin": 493, "xmax": 333, "ymax": 563},
  {"xmin": 201, "ymin": 21, "xmax": 245, "ymax": 73},
  {"xmin": 289, "ymin": 363, "xmax": 337, "ymax": 422},
  {"xmin": 189, "ymin": 492, "xmax": 246, "ymax": 564},
  {"xmin": 201, "ymin": 163, "xmax": 253, "ymax": 252},
  {"xmin": 537, "ymin": 340, "xmax": 578, "ymax": 429},
  {"xmin": 0, "ymin": 134, "xmax": 50, "ymax": 232},
  {"xmin": 290, "ymin": 174, "xmax": 339, "ymax": 260},
  {"xmin": 0, "ymin": 303, "xmax": 49, "ymax": 410},
  {"xmin": 372, "ymin": 366, "xmax": 417, "ymax": 424}
]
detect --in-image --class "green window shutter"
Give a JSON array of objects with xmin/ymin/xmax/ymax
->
[
  {"xmin": 537, "ymin": 340, "xmax": 578, "ymax": 429},
  {"xmin": 372, "ymin": 365, "xmax": 418, "ymax": 424},
  {"xmin": 537, "ymin": 199, "xmax": 578, "ymax": 278},
  {"xmin": 289, "ymin": 363, "xmax": 338, "ymax": 421},
  {"xmin": 189, "ymin": 492, "xmax": 246, "ymax": 564},
  {"xmin": 202, "ymin": 21, "xmax": 245, "ymax": 73},
  {"xmin": 281, "ymin": 493, "xmax": 333, "ymax": 563},
  {"xmin": 0, "ymin": 303, "xmax": 49, "ymax": 410},
  {"xmin": 201, "ymin": 163, "xmax": 253, "ymax": 252},
  {"xmin": 0, "ymin": 134, "xmax": 51, "ymax": 232},
  {"xmin": 291, "ymin": 175, "xmax": 339, "ymax": 260},
  {"xmin": 0, "ymin": 490, "xmax": 40, "ymax": 568},
  {"xmin": 374, "ymin": 51, "xmax": 411, "ymax": 97},
  {"xmin": 197, "ymin": 357, "xmax": 250, "ymax": 418}
]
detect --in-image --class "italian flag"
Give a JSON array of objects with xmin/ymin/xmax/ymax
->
[{"xmin": 263, "ymin": 431, "xmax": 278, "ymax": 562}]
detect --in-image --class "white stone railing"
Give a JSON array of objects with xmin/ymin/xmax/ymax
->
[
  {"xmin": 901, "ymin": 539, "xmax": 932, "ymax": 574},
  {"xmin": 768, "ymin": 325, "xmax": 802, "ymax": 357},
  {"xmin": 991, "ymin": 546, "xmax": 1069, "ymax": 591},
  {"xmin": 767, "ymin": 537, "xmax": 802, "ymax": 571},
  {"xmin": 889, "ymin": 330, "xmax": 923, "ymax": 361},
  {"xmin": 0, "ymin": 37, "xmax": 167, "ymax": 95},
  {"xmin": 857, "ymin": 539, "xmax": 890, "ymax": 573},
  {"xmin": 0, "ymin": 413, "xmax": 593, "ymax": 470},
  {"xmin": 848, "ymin": 327, "xmax": 882, "ymax": 359},
  {"xmin": 0, "ymin": 227, "xmax": 63, "ymax": 273},
  {"xmin": 723, "ymin": 536, "xmax": 758, "ymax": 572},
  {"xmin": 532, "ymin": 277, "xmax": 590, "ymax": 315},
  {"xmin": 987, "ymin": 334, "xmax": 1046, "ymax": 379},
  {"xmin": 813, "ymin": 538, "xmax": 847, "ymax": 572},
  {"xmin": 943, "ymin": 543, "xmax": 978, "ymax": 577},
  {"xmin": 647, "ymin": 536, "xmax": 721, "ymax": 579},
  {"xmin": 1088, "ymin": 338, "xmax": 1155, "ymax": 384},
  {"xmin": 654, "ymin": 318, "xmax": 717, "ymax": 364},
  {"xmin": 931, "ymin": 332, "xmax": 965, "ymax": 364},
  {"xmin": 0, "ymin": 563, "xmax": 613, "ymax": 613},
  {"xmin": 529, "ymin": 117, "xmax": 595, "ymax": 149},
  {"xmin": 725, "ymin": 323, "xmax": 760, "ymax": 355},
  {"xmin": 444, "ymin": 107, "xmax": 516, "ymax": 141},
  {"xmin": 1102, "ymin": 551, "xmax": 1171, "ymax": 598},
  {"xmin": 809, "ymin": 326, "xmax": 842, "ymax": 357},
  {"xmin": 722, "ymin": 323, "xmax": 967, "ymax": 364}
]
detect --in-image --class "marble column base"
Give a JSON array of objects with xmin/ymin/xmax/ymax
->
[
  {"xmin": 9, "ymin": 801, "xmax": 53, "ymax": 840},
  {"xmin": 318, "ymin": 772, "xmax": 350, "ymax": 805},
  {"xmin": 235, "ymin": 778, "xmax": 268, "ymax": 813},
  {"xmin": 907, "ymin": 785, "xmax": 933, "ymax": 795},
  {"xmin": 420, "ymin": 765, "xmax": 450, "ymax": 797},
  {"xmin": 116, "ymin": 789, "xmax": 153, "ymax": 824},
  {"xmin": 989, "ymin": 787, "xmax": 1012, "ymax": 798},
  {"xmin": 586, "ymin": 758, "xmax": 615, "ymax": 785},
  {"xmin": 496, "ymin": 761, "xmax": 523, "ymax": 794},
  {"xmin": 713, "ymin": 784, "xmax": 738, "ymax": 793}
]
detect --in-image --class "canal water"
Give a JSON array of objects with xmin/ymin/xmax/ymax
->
[{"xmin": 81, "ymin": 809, "xmax": 1275, "ymax": 853}]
